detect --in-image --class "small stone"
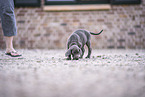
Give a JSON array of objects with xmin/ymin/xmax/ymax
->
[
  {"xmin": 36, "ymin": 61, "xmax": 41, "ymax": 63},
  {"xmin": 97, "ymin": 55, "xmax": 101, "ymax": 58},
  {"xmin": 135, "ymin": 53, "xmax": 139, "ymax": 56}
]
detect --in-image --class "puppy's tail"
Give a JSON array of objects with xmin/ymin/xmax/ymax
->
[{"xmin": 90, "ymin": 30, "xmax": 103, "ymax": 35}]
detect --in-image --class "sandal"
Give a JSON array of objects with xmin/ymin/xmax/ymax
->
[{"xmin": 5, "ymin": 51, "xmax": 22, "ymax": 57}]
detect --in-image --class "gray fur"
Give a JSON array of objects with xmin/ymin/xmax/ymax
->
[{"xmin": 65, "ymin": 29, "xmax": 103, "ymax": 60}]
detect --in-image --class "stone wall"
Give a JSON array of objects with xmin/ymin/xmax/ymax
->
[{"xmin": 0, "ymin": 0, "xmax": 145, "ymax": 49}]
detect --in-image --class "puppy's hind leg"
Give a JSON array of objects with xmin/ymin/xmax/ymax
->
[{"xmin": 86, "ymin": 41, "xmax": 92, "ymax": 58}]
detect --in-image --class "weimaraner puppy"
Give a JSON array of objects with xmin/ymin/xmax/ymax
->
[{"xmin": 65, "ymin": 29, "xmax": 103, "ymax": 60}]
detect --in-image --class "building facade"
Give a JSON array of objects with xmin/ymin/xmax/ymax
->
[{"xmin": 0, "ymin": 0, "xmax": 145, "ymax": 49}]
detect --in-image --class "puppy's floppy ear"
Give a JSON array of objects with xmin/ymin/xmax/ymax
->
[
  {"xmin": 78, "ymin": 42, "xmax": 82, "ymax": 48},
  {"xmin": 65, "ymin": 47, "xmax": 72, "ymax": 57}
]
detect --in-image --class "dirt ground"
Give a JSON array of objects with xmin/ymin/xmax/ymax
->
[{"xmin": 0, "ymin": 49, "xmax": 145, "ymax": 97}]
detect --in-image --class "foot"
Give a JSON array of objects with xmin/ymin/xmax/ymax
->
[
  {"xmin": 6, "ymin": 48, "xmax": 16, "ymax": 53},
  {"xmin": 5, "ymin": 51, "xmax": 22, "ymax": 57}
]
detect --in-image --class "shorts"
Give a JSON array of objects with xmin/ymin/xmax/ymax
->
[{"xmin": 0, "ymin": 0, "xmax": 17, "ymax": 36}]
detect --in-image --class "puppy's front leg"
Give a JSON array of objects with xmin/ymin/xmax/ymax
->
[{"xmin": 80, "ymin": 47, "xmax": 85, "ymax": 58}]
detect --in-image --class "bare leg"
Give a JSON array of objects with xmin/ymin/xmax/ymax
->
[
  {"xmin": 5, "ymin": 36, "xmax": 16, "ymax": 53},
  {"xmin": 5, "ymin": 36, "xmax": 21, "ymax": 57}
]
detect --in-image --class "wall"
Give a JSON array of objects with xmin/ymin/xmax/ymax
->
[{"xmin": 0, "ymin": 0, "xmax": 145, "ymax": 49}]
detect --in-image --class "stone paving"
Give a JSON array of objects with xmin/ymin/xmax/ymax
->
[{"xmin": 0, "ymin": 49, "xmax": 145, "ymax": 97}]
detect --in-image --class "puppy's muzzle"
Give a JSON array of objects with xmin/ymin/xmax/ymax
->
[{"xmin": 73, "ymin": 54, "xmax": 80, "ymax": 60}]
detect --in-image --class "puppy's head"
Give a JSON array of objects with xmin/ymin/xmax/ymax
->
[{"xmin": 65, "ymin": 45, "xmax": 82, "ymax": 60}]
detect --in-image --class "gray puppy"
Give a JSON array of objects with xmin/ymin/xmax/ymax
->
[{"xmin": 65, "ymin": 29, "xmax": 103, "ymax": 60}]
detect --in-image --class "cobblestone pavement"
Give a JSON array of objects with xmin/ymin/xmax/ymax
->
[{"xmin": 0, "ymin": 49, "xmax": 145, "ymax": 97}]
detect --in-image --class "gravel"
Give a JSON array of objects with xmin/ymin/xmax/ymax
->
[{"xmin": 0, "ymin": 49, "xmax": 145, "ymax": 97}]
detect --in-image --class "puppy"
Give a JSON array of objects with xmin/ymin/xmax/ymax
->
[{"xmin": 65, "ymin": 29, "xmax": 103, "ymax": 60}]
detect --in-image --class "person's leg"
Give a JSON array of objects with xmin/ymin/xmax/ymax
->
[
  {"xmin": 5, "ymin": 36, "xmax": 16, "ymax": 53},
  {"xmin": 1, "ymin": 0, "xmax": 21, "ymax": 57},
  {"xmin": 5, "ymin": 36, "xmax": 21, "ymax": 57}
]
